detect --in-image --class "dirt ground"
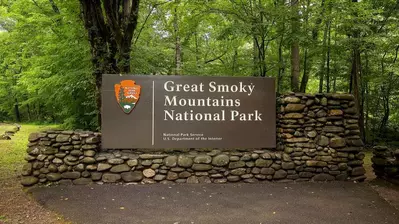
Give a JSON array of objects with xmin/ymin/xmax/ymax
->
[
  {"xmin": 0, "ymin": 124, "xmax": 67, "ymax": 224},
  {"xmin": 0, "ymin": 123, "xmax": 398, "ymax": 223},
  {"xmin": 0, "ymin": 177, "xmax": 68, "ymax": 224}
]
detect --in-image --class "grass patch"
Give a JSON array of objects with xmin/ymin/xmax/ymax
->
[
  {"xmin": 0, "ymin": 124, "xmax": 59, "ymax": 179},
  {"xmin": 364, "ymin": 151, "xmax": 373, "ymax": 166},
  {"xmin": 0, "ymin": 124, "xmax": 16, "ymax": 134}
]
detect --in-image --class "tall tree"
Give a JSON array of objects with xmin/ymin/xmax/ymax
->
[
  {"xmin": 173, "ymin": 0, "xmax": 182, "ymax": 75},
  {"xmin": 349, "ymin": 0, "xmax": 364, "ymax": 141},
  {"xmin": 79, "ymin": 0, "xmax": 141, "ymax": 128},
  {"xmin": 290, "ymin": 0, "xmax": 300, "ymax": 92}
]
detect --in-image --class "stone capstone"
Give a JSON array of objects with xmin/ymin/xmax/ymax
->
[
  {"xmin": 284, "ymin": 96, "xmax": 301, "ymax": 103},
  {"xmin": 28, "ymin": 133, "xmax": 40, "ymax": 142},
  {"xmin": 56, "ymin": 134, "xmax": 70, "ymax": 142},
  {"xmin": 285, "ymin": 104, "xmax": 306, "ymax": 112}
]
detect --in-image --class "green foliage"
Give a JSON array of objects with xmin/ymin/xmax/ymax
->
[
  {"xmin": 0, "ymin": 0, "xmax": 96, "ymax": 129},
  {"xmin": 0, "ymin": 124, "xmax": 59, "ymax": 178},
  {"xmin": 0, "ymin": 0, "xmax": 397, "ymax": 143}
]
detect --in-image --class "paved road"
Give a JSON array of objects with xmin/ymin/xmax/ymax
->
[{"xmin": 29, "ymin": 182, "xmax": 399, "ymax": 224}]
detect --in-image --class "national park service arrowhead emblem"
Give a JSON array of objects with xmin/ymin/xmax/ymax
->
[{"xmin": 115, "ymin": 80, "xmax": 141, "ymax": 114}]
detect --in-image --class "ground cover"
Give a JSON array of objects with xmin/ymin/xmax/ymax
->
[{"xmin": 0, "ymin": 124, "xmax": 68, "ymax": 224}]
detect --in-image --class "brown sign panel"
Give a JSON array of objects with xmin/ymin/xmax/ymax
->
[{"xmin": 102, "ymin": 75, "xmax": 276, "ymax": 149}]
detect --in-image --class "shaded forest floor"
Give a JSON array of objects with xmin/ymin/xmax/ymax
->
[
  {"xmin": 0, "ymin": 124, "xmax": 397, "ymax": 223},
  {"xmin": 0, "ymin": 124, "xmax": 68, "ymax": 224},
  {"xmin": 363, "ymin": 149, "xmax": 399, "ymax": 211}
]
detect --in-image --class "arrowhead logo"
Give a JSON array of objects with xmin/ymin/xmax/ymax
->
[{"xmin": 114, "ymin": 80, "xmax": 141, "ymax": 114}]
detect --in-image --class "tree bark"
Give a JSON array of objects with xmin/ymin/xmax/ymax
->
[
  {"xmin": 79, "ymin": 0, "xmax": 140, "ymax": 129},
  {"xmin": 27, "ymin": 104, "xmax": 31, "ymax": 121},
  {"xmin": 299, "ymin": 0, "xmax": 326, "ymax": 92},
  {"xmin": 301, "ymin": 49, "xmax": 308, "ymax": 92},
  {"xmin": 318, "ymin": 20, "xmax": 329, "ymax": 93},
  {"xmin": 326, "ymin": 22, "xmax": 331, "ymax": 93},
  {"xmin": 174, "ymin": 0, "xmax": 182, "ymax": 75},
  {"xmin": 291, "ymin": 42, "xmax": 300, "ymax": 92},
  {"xmin": 350, "ymin": 0, "xmax": 365, "ymax": 142},
  {"xmin": 14, "ymin": 98, "xmax": 20, "ymax": 122},
  {"xmin": 277, "ymin": 32, "xmax": 285, "ymax": 94},
  {"xmin": 350, "ymin": 48, "xmax": 364, "ymax": 141},
  {"xmin": 290, "ymin": 0, "xmax": 300, "ymax": 92}
]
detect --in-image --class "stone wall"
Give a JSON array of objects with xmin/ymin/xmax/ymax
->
[
  {"xmin": 372, "ymin": 146, "xmax": 399, "ymax": 184},
  {"xmin": 21, "ymin": 93, "xmax": 366, "ymax": 186},
  {"xmin": 0, "ymin": 123, "xmax": 20, "ymax": 140}
]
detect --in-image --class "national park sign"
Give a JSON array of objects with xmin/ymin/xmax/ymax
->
[{"xmin": 101, "ymin": 75, "xmax": 276, "ymax": 149}]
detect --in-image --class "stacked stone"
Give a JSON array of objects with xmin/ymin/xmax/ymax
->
[
  {"xmin": 277, "ymin": 93, "xmax": 366, "ymax": 181},
  {"xmin": 21, "ymin": 138, "xmax": 319, "ymax": 186},
  {"xmin": 372, "ymin": 146, "xmax": 399, "ymax": 183},
  {"xmin": 21, "ymin": 130, "xmax": 101, "ymax": 186},
  {"xmin": 0, "ymin": 124, "xmax": 20, "ymax": 140},
  {"xmin": 21, "ymin": 93, "xmax": 367, "ymax": 186}
]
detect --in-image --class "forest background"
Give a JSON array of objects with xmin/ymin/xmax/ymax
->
[{"xmin": 0, "ymin": 0, "xmax": 398, "ymax": 146}]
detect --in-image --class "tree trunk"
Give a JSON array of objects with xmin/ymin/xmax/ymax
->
[
  {"xmin": 299, "ymin": 0, "xmax": 326, "ymax": 92},
  {"xmin": 27, "ymin": 104, "xmax": 31, "ymax": 121},
  {"xmin": 79, "ymin": 0, "xmax": 141, "ymax": 129},
  {"xmin": 350, "ymin": 48, "xmax": 364, "ymax": 141},
  {"xmin": 174, "ymin": 1, "xmax": 182, "ymax": 75},
  {"xmin": 195, "ymin": 32, "xmax": 200, "ymax": 68},
  {"xmin": 364, "ymin": 52, "xmax": 369, "ymax": 143},
  {"xmin": 253, "ymin": 36, "xmax": 258, "ymax": 76},
  {"xmin": 326, "ymin": 22, "xmax": 331, "ymax": 92},
  {"xmin": 232, "ymin": 49, "xmax": 238, "ymax": 75},
  {"xmin": 277, "ymin": 33, "xmax": 285, "ymax": 94},
  {"xmin": 350, "ymin": 0, "xmax": 365, "ymax": 142},
  {"xmin": 290, "ymin": 0, "xmax": 300, "ymax": 92},
  {"xmin": 14, "ymin": 98, "xmax": 20, "ymax": 122},
  {"xmin": 318, "ymin": 20, "xmax": 329, "ymax": 93},
  {"xmin": 300, "ymin": 49, "xmax": 308, "ymax": 92},
  {"xmin": 291, "ymin": 42, "xmax": 300, "ymax": 92}
]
